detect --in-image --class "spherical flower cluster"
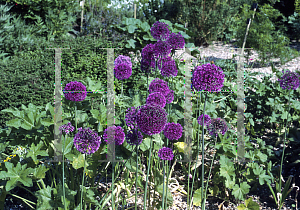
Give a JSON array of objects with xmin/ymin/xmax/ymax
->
[
  {"xmin": 150, "ymin": 21, "xmax": 170, "ymax": 41},
  {"xmin": 115, "ymin": 55, "xmax": 132, "ymax": 69},
  {"xmin": 278, "ymin": 70, "xmax": 300, "ymax": 90},
  {"xmin": 167, "ymin": 32, "xmax": 185, "ymax": 50},
  {"xmin": 126, "ymin": 128, "xmax": 143, "ymax": 146},
  {"xmin": 125, "ymin": 106, "xmax": 141, "ymax": 129},
  {"xmin": 141, "ymin": 43, "xmax": 156, "ymax": 74},
  {"xmin": 59, "ymin": 122, "xmax": 75, "ymax": 135},
  {"xmin": 141, "ymin": 58, "xmax": 156, "ymax": 74},
  {"xmin": 163, "ymin": 122, "xmax": 183, "ymax": 140},
  {"xmin": 149, "ymin": 78, "xmax": 170, "ymax": 96},
  {"xmin": 157, "ymin": 56, "xmax": 178, "ymax": 77},
  {"xmin": 165, "ymin": 89, "xmax": 174, "ymax": 104},
  {"xmin": 197, "ymin": 114, "xmax": 212, "ymax": 127},
  {"xmin": 153, "ymin": 40, "xmax": 172, "ymax": 59},
  {"xmin": 146, "ymin": 92, "xmax": 166, "ymax": 108},
  {"xmin": 136, "ymin": 104, "xmax": 168, "ymax": 136},
  {"xmin": 114, "ymin": 63, "xmax": 132, "ymax": 80},
  {"xmin": 207, "ymin": 118, "xmax": 228, "ymax": 138},
  {"xmin": 63, "ymin": 81, "xmax": 87, "ymax": 102},
  {"xmin": 73, "ymin": 127, "xmax": 101, "ymax": 155},
  {"xmin": 103, "ymin": 125, "xmax": 125, "ymax": 145},
  {"xmin": 192, "ymin": 63, "xmax": 225, "ymax": 92},
  {"xmin": 158, "ymin": 147, "xmax": 174, "ymax": 161}
]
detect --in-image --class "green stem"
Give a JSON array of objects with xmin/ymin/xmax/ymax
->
[
  {"xmin": 62, "ymin": 134, "xmax": 66, "ymax": 210},
  {"xmin": 81, "ymin": 153, "xmax": 86, "ymax": 210},
  {"xmin": 162, "ymin": 160, "xmax": 165, "ymax": 210},
  {"xmin": 201, "ymin": 92, "xmax": 208, "ymax": 210},
  {"xmin": 279, "ymin": 89, "xmax": 292, "ymax": 203},
  {"xmin": 112, "ymin": 161, "xmax": 115, "ymax": 210},
  {"xmin": 135, "ymin": 144, "xmax": 138, "ymax": 210},
  {"xmin": 143, "ymin": 136, "xmax": 153, "ymax": 210}
]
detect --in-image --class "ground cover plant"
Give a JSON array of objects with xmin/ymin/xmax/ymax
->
[{"xmin": 0, "ymin": 12, "xmax": 300, "ymax": 210}]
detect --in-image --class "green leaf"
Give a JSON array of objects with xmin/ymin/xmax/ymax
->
[
  {"xmin": 193, "ymin": 187, "xmax": 203, "ymax": 206},
  {"xmin": 232, "ymin": 182, "xmax": 250, "ymax": 201},
  {"xmin": 125, "ymin": 39, "xmax": 136, "ymax": 48},
  {"xmin": 258, "ymin": 173, "xmax": 271, "ymax": 185},
  {"xmin": 0, "ymin": 162, "xmax": 34, "ymax": 191},
  {"xmin": 72, "ymin": 153, "xmax": 88, "ymax": 169},
  {"xmin": 127, "ymin": 25, "xmax": 137, "ymax": 33},
  {"xmin": 139, "ymin": 137, "xmax": 151, "ymax": 152},
  {"xmin": 26, "ymin": 141, "xmax": 49, "ymax": 165},
  {"xmin": 173, "ymin": 142, "xmax": 192, "ymax": 154},
  {"xmin": 35, "ymin": 186, "xmax": 54, "ymax": 210},
  {"xmin": 155, "ymin": 183, "xmax": 173, "ymax": 206},
  {"xmin": 33, "ymin": 164, "xmax": 50, "ymax": 179}
]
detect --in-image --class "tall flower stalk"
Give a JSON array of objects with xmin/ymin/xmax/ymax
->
[{"xmin": 188, "ymin": 62, "xmax": 225, "ymax": 210}]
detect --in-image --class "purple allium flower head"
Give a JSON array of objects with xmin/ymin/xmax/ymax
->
[
  {"xmin": 103, "ymin": 125, "xmax": 125, "ymax": 145},
  {"xmin": 278, "ymin": 70, "xmax": 300, "ymax": 90},
  {"xmin": 125, "ymin": 106, "xmax": 142, "ymax": 129},
  {"xmin": 158, "ymin": 147, "xmax": 174, "ymax": 160},
  {"xmin": 149, "ymin": 78, "xmax": 170, "ymax": 96},
  {"xmin": 59, "ymin": 122, "xmax": 75, "ymax": 135},
  {"xmin": 153, "ymin": 40, "xmax": 172, "ymax": 59},
  {"xmin": 150, "ymin": 21, "xmax": 170, "ymax": 41},
  {"xmin": 197, "ymin": 114, "xmax": 212, "ymax": 126},
  {"xmin": 191, "ymin": 63, "xmax": 225, "ymax": 92},
  {"xmin": 163, "ymin": 122, "xmax": 183, "ymax": 140},
  {"xmin": 157, "ymin": 56, "xmax": 178, "ymax": 77},
  {"xmin": 167, "ymin": 32, "xmax": 185, "ymax": 50},
  {"xmin": 141, "ymin": 43, "xmax": 156, "ymax": 61},
  {"xmin": 126, "ymin": 128, "xmax": 143, "ymax": 146},
  {"xmin": 207, "ymin": 118, "xmax": 228, "ymax": 138},
  {"xmin": 114, "ymin": 63, "xmax": 132, "ymax": 80},
  {"xmin": 73, "ymin": 127, "xmax": 101, "ymax": 155},
  {"xmin": 136, "ymin": 104, "xmax": 168, "ymax": 136},
  {"xmin": 146, "ymin": 92, "xmax": 166, "ymax": 108},
  {"xmin": 115, "ymin": 55, "xmax": 132, "ymax": 69},
  {"xmin": 166, "ymin": 90, "xmax": 174, "ymax": 104},
  {"xmin": 63, "ymin": 81, "xmax": 87, "ymax": 102},
  {"xmin": 141, "ymin": 58, "xmax": 156, "ymax": 74},
  {"xmin": 165, "ymin": 89, "xmax": 174, "ymax": 104}
]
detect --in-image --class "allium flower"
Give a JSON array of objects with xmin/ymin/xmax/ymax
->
[
  {"xmin": 191, "ymin": 63, "xmax": 225, "ymax": 92},
  {"xmin": 146, "ymin": 92, "xmax": 166, "ymax": 108},
  {"xmin": 63, "ymin": 81, "xmax": 87, "ymax": 102},
  {"xmin": 158, "ymin": 147, "xmax": 174, "ymax": 160},
  {"xmin": 73, "ymin": 127, "xmax": 101, "ymax": 155},
  {"xmin": 125, "ymin": 106, "xmax": 141, "ymax": 129},
  {"xmin": 150, "ymin": 21, "xmax": 170, "ymax": 41},
  {"xmin": 153, "ymin": 40, "xmax": 172, "ymax": 59},
  {"xmin": 207, "ymin": 118, "xmax": 228, "ymax": 138},
  {"xmin": 141, "ymin": 43, "xmax": 156, "ymax": 61},
  {"xmin": 103, "ymin": 126, "xmax": 125, "ymax": 145},
  {"xmin": 163, "ymin": 122, "xmax": 183, "ymax": 140},
  {"xmin": 165, "ymin": 89, "xmax": 174, "ymax": 104},
  {"xmin": 59, "ymin": 122, "xmax": 75, "ymax": 135},
  {"xmin": 166, "ymin": 32, "xmax": 185, "ymax": 50},
  {"xmin": 149, "ymin": 78, "xmax": 170, "ymax": 96},
  {"xmin": 114, "ymin": 63, "xmax": 132, "ymax": 80},
  {"xmin": 278, "ymin": 70, "xmax": 300, "ymax": 90},
  {"xmin": 158, "ymin": 56, "xmax": 178, "ymax": 77},
  {"xmin": 126, "ymin": 128, "xmax": 143, "ymax": 146},
  {"xmin": 136, "ymin": 104, "xmax": 168, "ymax": 136},
  {"xmin": 115, "ymin": 55, "xmax": 132, "ymax": 69},
  {"xmin": 141, "ymin": 58, "xmax": 156, "ymax": 74},
  {"xmin": 197, "ymin": 114, "xmax": 211, "ymax": 126}
]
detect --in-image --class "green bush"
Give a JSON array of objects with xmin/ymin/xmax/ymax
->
[{"xmin": 231, "ymin": 3, "xmax": 299, "ymax": 66}]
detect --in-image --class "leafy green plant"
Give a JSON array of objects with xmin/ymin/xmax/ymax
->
[
  {"xmin": 237, "ymin": 197, "xmax": 260, "ymax": 210},
  {"xmin": 110, "ymin": 17, "xmax": 199, "ymax": 58},
  {"xmin": 232, "ymin": 3, "xmax": 299, "ymax": 66}
]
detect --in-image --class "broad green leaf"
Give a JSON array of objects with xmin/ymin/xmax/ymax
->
[
  {"xmin": 232, "ymin": 182, "xmax": 250, "ymax": 201},
  {"xmin": 139, "ymin": 137, "xmax": 151, "ymax": 152},
  {"xmin": 33, "ymin": 164, "xmax": 50, "ymax": 179},
  {"xmin": 125, "ymin": 39, "xmax": 136, "ymax": 48},
  {"xmin": 5, "ymin": 118, "xmax": 22, "ymax": 128},
  {"xmin": 259, "ymin": 173, "xmax": 271, "ymax": 185},
  {"xmin": 173, "ymin": 142, "xmax": 192, "ymax": 154},
  {"xmin": 193, "ymin": 187, "xmax": 203, "ymax": 206},
  {"xmin": 127, "ymin": 25, "xmax": 137, "ymax": 33},
  {"xmin": 26, "ymin": 141, "xmax": 49, "ymax": 165},
  {"xmin": 72, "ymin": 153, "xmax": 88, "ymax": 169},
  {"xmin": 35, "ymin": 186, "xmax": 53, "ymax": 210},
  {"xmin": 0, "ymin": 162, "xmax": 34, "ymax": 191}
]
